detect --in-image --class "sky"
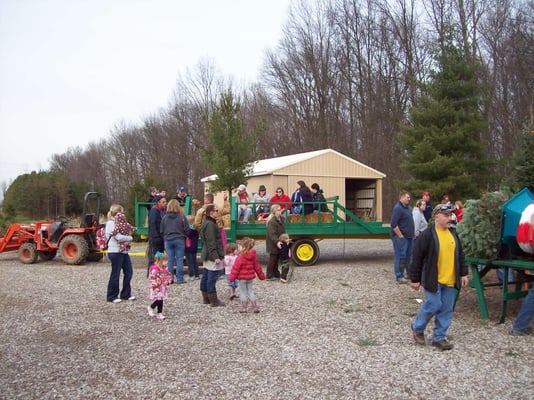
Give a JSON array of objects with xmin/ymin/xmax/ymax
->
[{"xmin": 0, "ymin": 0, "xmax": 292, "ymax": 194}]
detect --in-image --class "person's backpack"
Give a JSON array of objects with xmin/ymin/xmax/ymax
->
[{"xmin": 96, "ymin": 226, "xmax": 111, "ymax": 250}]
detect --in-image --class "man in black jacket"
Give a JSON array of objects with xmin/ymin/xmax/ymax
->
[{"xmin": 409, "ymin": 204, "xmax": 469, "ymax": 350}]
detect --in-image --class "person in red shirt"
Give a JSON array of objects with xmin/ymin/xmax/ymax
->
[
  {"xmin": 269, "ymin": 187, "xmax": 292, "ymax": 214},
  {"xmin": 453, "ymin": 200, "xmax": 464, "ymax": 223}
]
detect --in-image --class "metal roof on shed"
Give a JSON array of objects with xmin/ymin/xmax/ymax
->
[{"xmin": 201, "ymin": 148, "xmax": 385, "ymax": 182}]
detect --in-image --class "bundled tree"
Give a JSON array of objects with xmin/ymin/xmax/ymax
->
[
  {"xmin": 398, "ymin": 32, "xmax": 492, "ymax": 200},
  {"xmin": 456, "ymin": 190, "xmax": 512, "ymax": 259},
  {"xmin": 201, "ymin": 91, "xmax": 262, "ymax": 193}
]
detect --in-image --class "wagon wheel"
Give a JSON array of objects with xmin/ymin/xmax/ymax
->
[
  {"xmin": 59, "ymin": 235, "xmax": 89, "ymax": 265},
  {"xmin": 38, "ymin": 250, "xmax": 57, "ymax": 261},
  {"xmin": 19, "ymin": 242, "xmax": 38, "ymax": 264},
  {"xmin": 291, "ymin": 239, "xmax": 320, "ymax": 266}
]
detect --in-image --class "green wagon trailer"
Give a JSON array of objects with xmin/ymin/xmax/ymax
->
[{"xmin": 135, "ymin": 196, "xmax": 390, "ymax": 266}]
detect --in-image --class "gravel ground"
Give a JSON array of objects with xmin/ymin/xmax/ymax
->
[{"xmin": 0, "ymin": 239, "xmax": 533, "ymax": 400}]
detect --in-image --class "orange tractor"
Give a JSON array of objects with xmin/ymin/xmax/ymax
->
[{"xmin": 0, "ymin": 192, "xmax": 104, "ymax": 265}]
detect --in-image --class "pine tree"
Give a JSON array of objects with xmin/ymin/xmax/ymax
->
[
  {"xmin": 201, "ymin": 91, "xmax": 262, "ymax": 193},
  {"xmin": 398, "ymin": 37, "xmax": 491, "ymax": 201},
  {"xmin": 509, "ymin": 130, "xmax": 534, "ymax": 192}
]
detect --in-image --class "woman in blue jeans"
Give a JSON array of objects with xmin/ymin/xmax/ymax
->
[
  {"xmin": 105, "ymin": 204, "xmax": 135, "ymax": 303},
  {"xmin": 199, "ymin": 204, "xmax": 226, "ymax": 306},
  {"xmin": 160, "ymin": 199, "xmax": 189, "ymax": 284},
  {"xmin": 512, "ymin": 286, "xmax": 534, "ymax": 335}
]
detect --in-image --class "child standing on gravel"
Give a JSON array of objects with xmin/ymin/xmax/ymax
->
[
  {"xmin": 229, "ymin": 237, "xmax": 266, "ymax": 313},
  {"xmin": 278, "ymin": 233, "xmax": 292, "ymax": 283},
  {"xmin": 147, "ymin": 251, "xmax": 172, "ymax": 320},
  {"xmin": 224, "ymin": 243, "xmax": 239, "ymax": 300}
]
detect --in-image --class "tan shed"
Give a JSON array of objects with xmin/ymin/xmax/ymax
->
[{"xmin": 201, "ymin": 148, "xmax": 387, "ymax": 221}]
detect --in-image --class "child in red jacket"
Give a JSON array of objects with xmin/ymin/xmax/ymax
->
[{"xmin": 229, "ymin": 237, "xmax": 266, "ymax": 313}]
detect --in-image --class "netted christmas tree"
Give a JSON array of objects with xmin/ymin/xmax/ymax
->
[{"xmin": 456, "ymin": 190, "xmax": 512, "ymax": 259}]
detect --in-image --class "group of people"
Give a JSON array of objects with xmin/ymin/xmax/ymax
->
[
  {"xmin": 392, "ymin": 191, "xmax": 465, "ymax": 284},
  {"xmin": 106, "ymin": 184, "xmax": 533, "ymax": 345},
  {"xmin": 236, "ymin": 180, "xmax": 328, "ymax": 223},
  {"xmin": 106, "ymin": 186, "xmax": 294, "ymax": 319},
  {"xmin": 390, "ymin": 189, "xmax": 534, "ymax": 351}
]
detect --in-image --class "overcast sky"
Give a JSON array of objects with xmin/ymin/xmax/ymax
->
[{"xmin": 0, "ymin": 0, "xmax": 291, "ymax": 193}]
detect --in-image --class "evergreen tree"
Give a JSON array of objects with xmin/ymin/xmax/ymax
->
[
  {"xmin": 508, "ymin": 130, "xmax": 534, "ymax": 192},
  {"xmin": 201, "ymin": 91, "xmax": 262, "ymax": 193},
  {"xmin": 398, "ymin": 36, "xmax": 491, "ymax": 201}
]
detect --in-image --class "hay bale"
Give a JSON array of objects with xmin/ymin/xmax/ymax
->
[
  {"xmin": 287, "ymin": 214, "xmax": 303, "ymax": 223},
  {"xmin": 304, "ymin": 213, "xmax": 334, "ymax": 223},
  {"xmin": 318, "ymin": 212, "xmax": 334, "ymax": 222},
  {"xmin": 304, "ymin": 213, "xmax": 318, "ymax": 223}
]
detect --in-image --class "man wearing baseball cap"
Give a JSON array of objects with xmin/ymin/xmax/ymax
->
[
  {"xmin": 409, "ymin": 203, "xmax": 468, "ymax": 350},
  {"xmin": 236, "ymin": 184, "xmax": 252, "ymax": 223},
  {"xmin": 422, "ymin": 191, "xmax": 433, "ymax": 222},
  {"xmin": 174, "ymin": 185, "xmax": 190, "ymax": 207}
]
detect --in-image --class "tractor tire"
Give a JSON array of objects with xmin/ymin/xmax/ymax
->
[
  {"xmin": 86, "ymin": 251, "xmax": 104, "ymax": 262},
  {"xmin": 38, "ymin": 250, "xmax": 57, "ymax": 261},
  {"xmin": 59, "ymin": 235, "xmax": 89, "ymax": 265},
  {"xmin": 291, "ymin": 238, "xmax": 320, "ymax": 266},
  {"xmin": 19, "ymin": 242, "xmax": 38, "ymax": 264}
]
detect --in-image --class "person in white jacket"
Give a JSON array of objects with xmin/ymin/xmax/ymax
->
[
  {"xmin": 412, "ymin": 199, "xmax": 428, "ymax": 239},
  {"xmin": 105, "ymin": 204, "xmax": 135, "ymax": 303}
]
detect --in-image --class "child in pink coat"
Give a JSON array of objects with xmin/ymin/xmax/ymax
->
[
  {"xmin": 147, "ymin": 251, "xmax": 172, "ymax": 320},
  {"xmin": 224, "ymin": 243, "xmax": 239, "ymax": 300},
  {"xmin": 229, "ymin": 237, "xmax": 266, "ymax": 313}
]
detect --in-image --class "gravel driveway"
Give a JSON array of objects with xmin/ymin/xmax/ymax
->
[{"xmin": 0, "ymin": 239, "xmax": 532, "ymax": 399}]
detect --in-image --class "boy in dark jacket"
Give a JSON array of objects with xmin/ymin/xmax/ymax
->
[{"xmin": 279, "ymin": 233, "xmax": 292, "ymax": 283}]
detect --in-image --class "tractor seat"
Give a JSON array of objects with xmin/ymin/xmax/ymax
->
[{"xmin": 84, "ymin": 214, "xmax": 96, "ymax": 228}]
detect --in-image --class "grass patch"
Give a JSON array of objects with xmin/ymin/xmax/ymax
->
[{"xmin": 357, "ymin": 338, "xmax": 378, "ymax": 346}]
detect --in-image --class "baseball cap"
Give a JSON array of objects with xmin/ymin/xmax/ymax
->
[
  {"xmin": 422, "ymin": 191, "xmax": 430, "ymax": 197},
  {"xmin": 153, "ymin": 195, "xmax": 164, "ymax": 203},
  {"xmin": 433, "ymin": 204, "xmax": 453, "ymax": 216},
  {"xmin": 238, "ymin": 184, "xmax": 246, "ymax": 191},
  {"xmin": 178, "ymin": 185, "xmax": 186, "ymax": 192}
]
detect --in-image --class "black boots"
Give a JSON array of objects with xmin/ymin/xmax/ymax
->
[
  {"xmin": 207, "ymin": 292, "xmax": 226, "ymax": 307},
  {"xmin": 201, "ymin": 291, "xmax": 210, "ymax": 305}
]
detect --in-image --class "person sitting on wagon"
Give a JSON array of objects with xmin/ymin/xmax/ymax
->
[
  {"xmin": 236, "ymin": 184, "xmax": 252, "ymax": 223},
  {"xmin": 311, "ymin": 183, "xmax": 329, "ymax": 213},
  {"xmin": 253, "ymin": 185, "xmax": 270, "ymax": 215},
  {"xmin": 290, "ymin": 180, "xmax": 314, "ymax": 215},
  {"xmin": 269, "ymin": 187, "xmax": 292, "ymax": 215}
]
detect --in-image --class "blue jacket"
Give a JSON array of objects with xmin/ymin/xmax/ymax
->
[
  {"xmin": 148, "ymin": 206, "xmax": 164, "ymax": 242},
  {"xmin": 390, "ymin": 201, "xmax": 415, "ymax": 238}
]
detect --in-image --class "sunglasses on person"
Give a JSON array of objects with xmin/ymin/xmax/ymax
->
[{"xmin": 435, "ymin": 204, "xmax": 453, "ymax": 215}]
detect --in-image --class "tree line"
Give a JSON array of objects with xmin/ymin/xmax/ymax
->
[{"xmin": 2, "ymin": 0, "xmax": 532, "ymax": 225}]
